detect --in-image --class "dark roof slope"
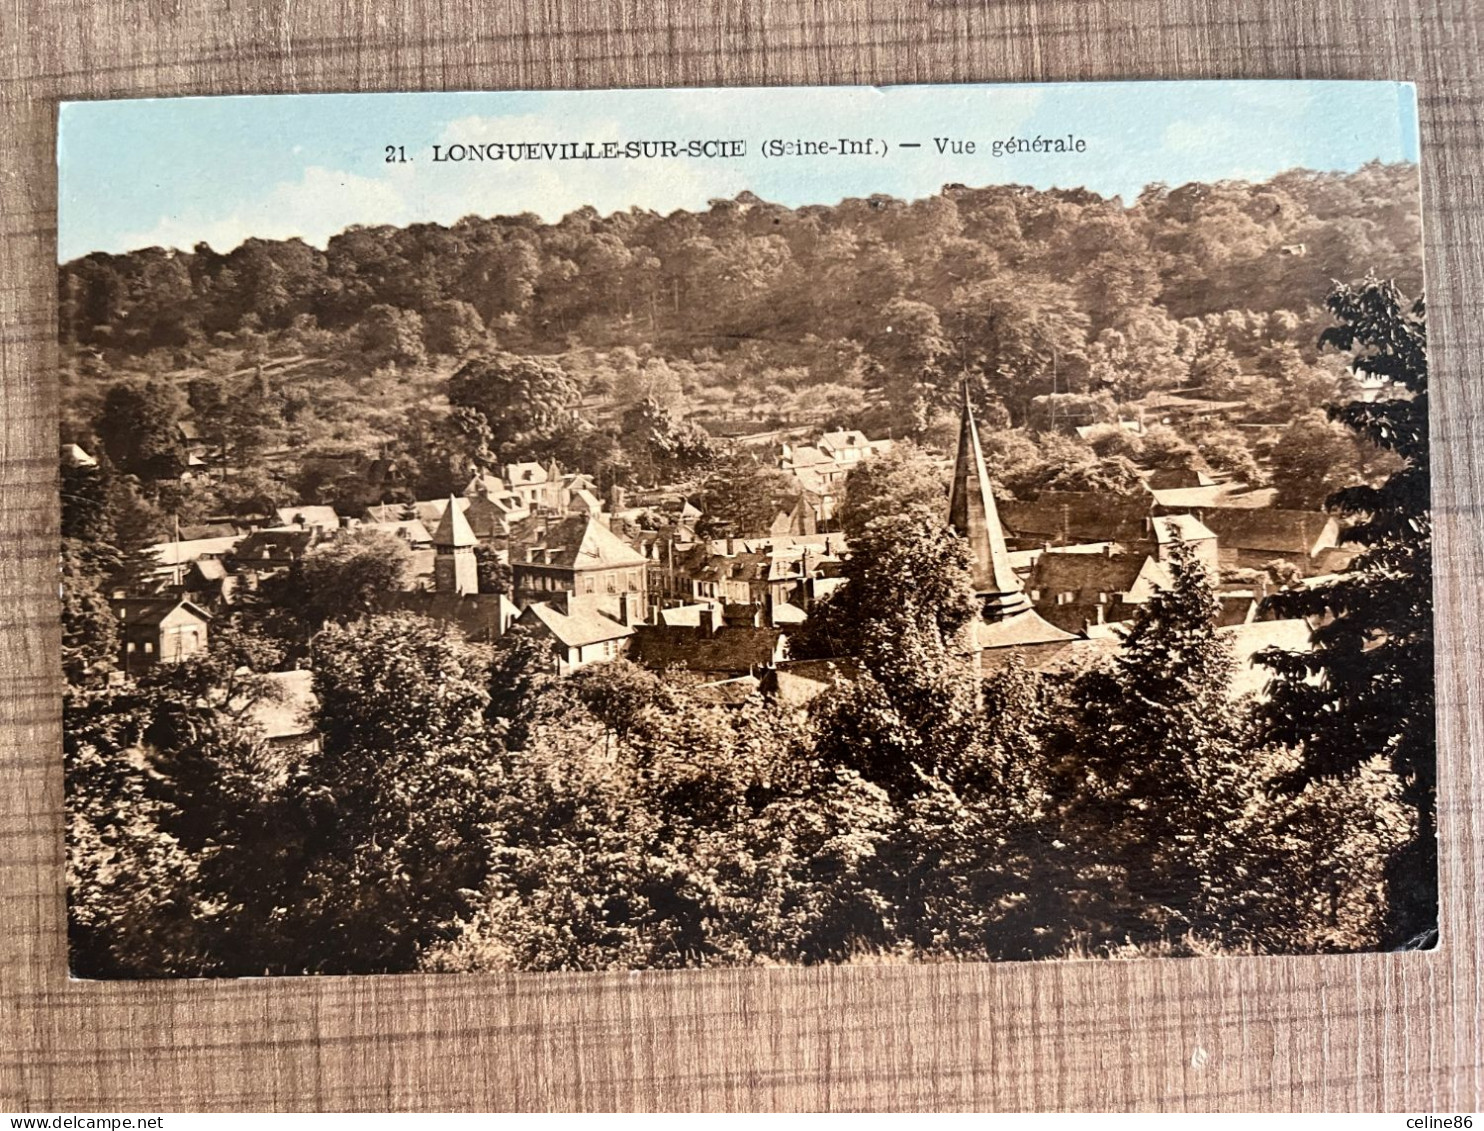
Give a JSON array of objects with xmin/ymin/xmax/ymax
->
[
  {"xmin": 999, "ymin": 491, "xmax": 1153, "ymax": 544},
  {"xmin": 522, "ymin": 516, "xmax": 647, "ymax": 571},
  {"xmin": 629, "ymin": 625, "xmax": 782, "ymax": 675},
  {"xmin": 233, "ymin": 528, "xmax": 317, "ymax": 561},
  {"xmin": 520, "ymin": 600, "xmax": 634, "ymax": 648},
  {"xmin": 1200, "ymin": 508, "xmax": 1337, "ymax": 555},
  {"xmin": 1030, "ymin": 551, "xmax": 1150, "ymax": 596},
  {"xmin": 110, "ymin": 597, "xmax": 213, "ymax": 626}
]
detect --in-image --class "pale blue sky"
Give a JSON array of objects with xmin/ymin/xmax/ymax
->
[{"xmin": 57, "ymin": 80, "xmax": 1419, "ymax": 262}]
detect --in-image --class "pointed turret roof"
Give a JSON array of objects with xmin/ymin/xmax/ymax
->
[
  {"xmin": 432, "ymin": 495, "xmax": 478, "ymax": 548},
  {"xmin": 948, "ymin": 386, "xmax": 1033, "ymax": 620}
]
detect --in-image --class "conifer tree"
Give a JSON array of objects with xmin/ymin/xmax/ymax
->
[
  {"xmin": 1258, "ymin": 277, "xmax": 1435, "ymax": 947},
  {"xmin": 1067, "ymin": 539, "xmax": 1247, "ymax": 938}
]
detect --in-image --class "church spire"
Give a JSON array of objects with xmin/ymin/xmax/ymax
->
[{"xmin": 948, "ymin": 384, "xmax": 1032, "ymax": 620}]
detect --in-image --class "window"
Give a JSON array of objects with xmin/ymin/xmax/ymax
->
[
  {"xmin": 126, "ymin": 642, "xmax": 136, "ymax": 653},
  {"xmin": 144, "ymin": 641, "xmax": 154, "ymax": 654}
]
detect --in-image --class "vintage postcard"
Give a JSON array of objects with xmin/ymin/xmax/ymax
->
[{"xmin": 57, "ymin": 81, "xmax": 1433, "ymax": 977}]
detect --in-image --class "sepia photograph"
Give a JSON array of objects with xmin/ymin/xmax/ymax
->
[{"xmin": 56, "ymin": 81, "xmax": 1434, "ymax": 979}]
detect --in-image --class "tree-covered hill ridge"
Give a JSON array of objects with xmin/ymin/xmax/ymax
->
[
  {"xmin": 61, "ymin": 163, "xmax": 1420, "ymax": 363},
  {"xmin": 58, "ymin": 163, "xmax": 1420, "ymax": 532}
]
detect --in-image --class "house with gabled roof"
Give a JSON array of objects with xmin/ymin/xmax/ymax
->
[
  {"xmin": 569, "ymin": 487, "xmax": 606, "ymax": 520},
  {"xmin": 515, "ymin": 595, "xmax": 635, "ymax": 674},
  {"xmin": 110, "ymin": 597, "xmax": 212, "ymax": 678},
  {"xmin": 1027, "ymin": 549, "xmax": 1176, "ymax": 633},
  {"xmin": 512, "ymin": 515, "xmax": 649, "ymax": 608},
  {"xmin": 503, "ymin": 460, "xmax": 567, "ymax": 511},
  {"xmin": 1198, "ymin": 507, "xmax": 1342, "ymax": 573},
  {"xmin": 664, "ymin": 539, "xmax": 841, "ymax": 613},
  {"xmin": 1029, "ymin": 548, "xmax": 1174, "ymax": 608},
  {"xmin": 364, "ymin": 502, "xmax": 412, "ymax": 524},
  {"xmin": 779, "ymin": 444, "xmax": 834, "ymax": 472},
  {"xmin": 179, "ymin": 557, "xmax": 237, "ymax": 608},
  {"xmin": 819, "ymin": 428, "xmax": 892, "ymax": 466},
  {"xmin": 768, "ymin": 494, "xmax": 819, "ymax": 537},
  {"xmin": 144, "ymin": 534, "xmax": 245, "ymax": 576},
  {"xmin": 776, "ymin": 431, "xmax": 892, "ymax": 524},
  {"xmin": 465, "ymin": 471, "xmax": 508, "ymax": 500}
]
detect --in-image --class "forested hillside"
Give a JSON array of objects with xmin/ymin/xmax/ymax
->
[{"xmin": 57, "ymin": 163, "xmax": 1421, "ymax": 538}]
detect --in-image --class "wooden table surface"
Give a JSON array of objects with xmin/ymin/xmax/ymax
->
[{"xmin": 2, "ymin": 0, "xmax": 1480, "ymax": 1113}]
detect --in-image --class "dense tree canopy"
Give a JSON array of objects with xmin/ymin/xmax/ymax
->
[
  {"xmin": 446, "ymin": 351, "xmax": 581, "ymax": 466},
  {"xmin": 60, "ymin": 165, "xmax": 1421, "ymax": 488},
  {"xmin": 249, "ymin": 527, "xmax": 412, "ymax": 645},
  {"xmin": 1258, "ymin": 277, "xmax": 1434, "ymax": 947}
]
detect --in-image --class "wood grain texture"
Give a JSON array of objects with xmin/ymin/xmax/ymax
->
[{"xmin": 2, "ymin": 0, "xmax": 1480, "ymax": 1112}]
